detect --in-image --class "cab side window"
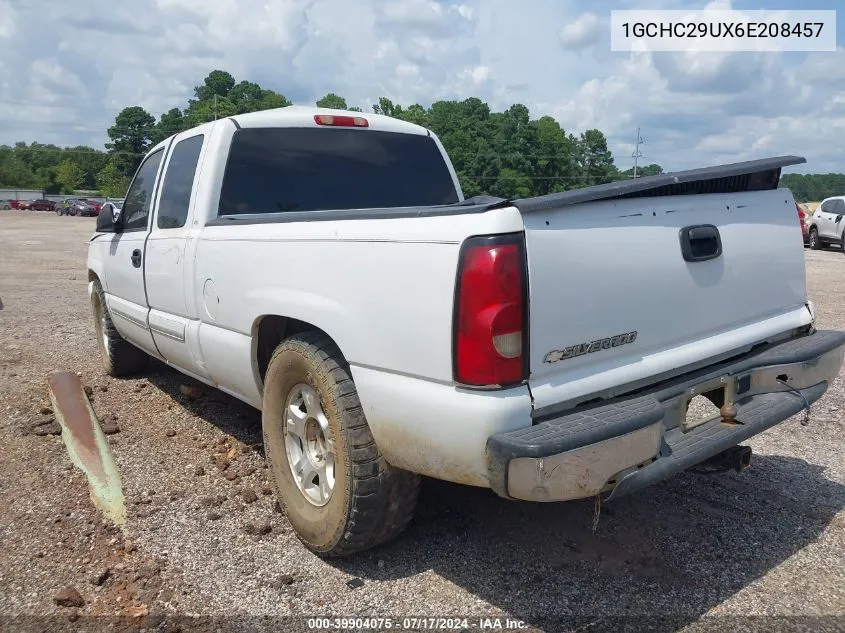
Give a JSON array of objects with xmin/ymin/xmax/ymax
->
[
  {"xmin": 820, "ymin": 200, "xmax": 833, "ymax": 213},
  {"xmin": 122, "ymin": 149, "xmax": 165, "ymax": 232},
  {"xmin": 157, "ymin": 135, "xmax": 204, "ymax": 229}
]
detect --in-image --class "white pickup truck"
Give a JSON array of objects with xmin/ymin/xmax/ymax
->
[{"xmin": 88, "ymin": 106, "xmax": 845, "ymax": 556}]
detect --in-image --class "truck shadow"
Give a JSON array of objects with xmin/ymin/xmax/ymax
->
[
  {"xmin": 352, "ymin": 460, "xmax": 844, "ymax": 632},
  {"xmin": 143, "ymin": 367, "xmax": 844, "ymax": 633}
]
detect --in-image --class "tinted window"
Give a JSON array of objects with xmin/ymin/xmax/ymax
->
[
  {"xmin": 122, "ymin": 149, "xmax": 164, "ymax": 231},
  {"xmin": 821, "ymin": 200, "xmax": 832, "ymax": 213},
  {"xmin": 832, "ymin": 199, "xmax": 845, "ymax": 214},
  {"xmin": 157, "ymin": 134, "xmax": 204, "ymax": 229},
  {"xmin": 218, "ymin": 127, "xmax": 459, "ymax": 215}
]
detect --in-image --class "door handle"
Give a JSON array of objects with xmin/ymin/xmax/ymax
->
[
  {"xmin": 131, "ymin": 249, "xmax": 142, "ymax": 268},
  {"xmin": 679, "ymin": 224, "xmax": 722, "ymax": 262}
]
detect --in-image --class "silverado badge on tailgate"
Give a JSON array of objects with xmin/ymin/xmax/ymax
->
[{"xmin": 544, "ymin": 331, "xmax": 638, "ymax": 364}]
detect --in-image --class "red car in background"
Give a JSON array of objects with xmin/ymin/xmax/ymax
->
[
  {"xmin": 29, "ymin": 199, "xmax": 57, "ymax": 211},
  {"xmin": 82, "ymin": 198, "xmax": 104, "ymax": 215},
  {"xmin": 797, "ymin": 203, "xmax": 809, "ymax": 246},
  {"xmin": 9, "ymin": 199, "xmax": 26, "ymax": 209}
]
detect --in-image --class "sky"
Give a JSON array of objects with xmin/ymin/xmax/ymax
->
[{"xmin": 0, "ymin": 0, "xmax": 842, "ymax": 174}]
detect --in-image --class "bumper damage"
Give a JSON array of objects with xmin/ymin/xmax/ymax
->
[{"xmin": 486, "ymin": 329, "xmax": 845, "ymax": 503}]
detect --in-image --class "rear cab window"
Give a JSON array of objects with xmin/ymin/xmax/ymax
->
[
  {"xmin": 157, "ymin": 134, "xmax": 204, "ymax": 229},
  {"xmin": 217, "ymin": 127, "xmax": 459, "ymax": 216}
]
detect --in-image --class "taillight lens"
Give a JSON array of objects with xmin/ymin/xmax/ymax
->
[{"xmin": 454, "ymin": 235, "xmax": 527, "ymax": 387}]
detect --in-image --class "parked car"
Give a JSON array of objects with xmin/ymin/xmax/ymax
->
[
  {"xmin": 29, "ymin": 199, "xmax": 56, "ymax": 211},
  {"xmin": 807, "ymin": 196, "xmax": 845, "ymax": 251},
  {"xmin": 797, "ymin": 203, "xmax": 809, "ymax": 246},
  {"xmin": 87, "ymin": 107, "xmax": 845, "ymax": 556},
  {"xmin": 58, "ymin": 199, "xmax": 94, "ymax": 216},
  {"xmin": 81, "ymin": 198, "xmax": 104, "ymax": 215}
]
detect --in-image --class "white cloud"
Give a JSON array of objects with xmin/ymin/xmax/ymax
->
[
  {"xmin": 559, "ymin": 13, "xmax": 602, "ymax": 51},
  {"xmin": 0, "ymin": 0, "xmax": 842, "ymax": 175}
]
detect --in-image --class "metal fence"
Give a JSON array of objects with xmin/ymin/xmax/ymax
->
[
  {"xmin": 0, "ymin": 189, "xmax": 45, "ymax": 201},
  {"xmin": 0, "ymin": 190, "xmax": 104, "ymax": 203}
]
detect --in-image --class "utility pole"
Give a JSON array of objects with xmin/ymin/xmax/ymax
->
[{"xmin": 631, "ymin": 127, "xmax": 644, "ymax": 178}]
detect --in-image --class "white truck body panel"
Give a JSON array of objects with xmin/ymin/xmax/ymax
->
[
  {"xmin": 522, "ymin": 188, "xmax": 811, "ymax": 411},
  {"xmin": 86, "ymin": 105, "xmax": 841, "ymax": 498}
]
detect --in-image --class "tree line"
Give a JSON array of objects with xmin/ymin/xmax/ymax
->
[
  {"xmin": 778, "ymin": 173, "xmax": 845, "ymax": 203},
  {"xmin": 0, "ymin": 69, "xmax": 840, "ymax": 201}
]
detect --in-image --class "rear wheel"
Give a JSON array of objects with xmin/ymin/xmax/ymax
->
[
  {"xmin": 90, "ymin": 279, "xmax": 149, "ymax": 376},
  {"xmin": 809, "ymin": 227, "xmax": 821, "ymax": 250},
  {"xmin": 262, "ymin": 332, "xmax": 420, "ymax": 557}
]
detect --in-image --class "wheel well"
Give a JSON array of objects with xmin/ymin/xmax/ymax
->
[
  {"xmin": 254, "ymin": 315, "xmax": 333, "ymax": 381},
  {"xmin": 88, "ymin": 270, "xmax": 99, "ymax": 283}
]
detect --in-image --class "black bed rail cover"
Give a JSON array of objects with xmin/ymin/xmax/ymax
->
[{"xmin": 511, "ymin": 155, "xmax": 806, "ymax": 215}]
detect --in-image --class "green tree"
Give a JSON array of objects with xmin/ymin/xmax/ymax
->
[
  {"xmin": 779, "ymin": 173, "xmax": 845, "ymax": 202},
  {"xmin": 55, "ymin": 160, "xmax": 85, "ymax": 193},
  {"xmin": 531, "ymin": 116, "xmax": 579, "ymax": 195},
  {"xmin": 372, "ymin": 97, "xmax": 400, "ymax": 117},
  {"xmin": 620, "ymin": 163, "xmax": 664, "ymax": 178},
  {"xmin": 577, "ymin": 129, "xmax": 618, "ymax": 186},
  {"xmin": 256, "ymin": 90, "xmax": 291, "ymax": 111},
  {"xmin": 65, "ymin": 146, "xmax": 109, "ymax": 189},
  {"xmin": 107, "ymin": 106, "xmax": 155, "ymax": 175},
  {"xmin": 150, "ymin": 108, "xmax": 186, "ymax": 144},
  {"xmin": 194, "ymin": 70, "xmax": 235, "ymax": 101},
  {"xmin": 0, "ymin": 148, "xmax": 40, "ymax": 188},
  {"xmin": 316, "ymin": 93, "xmax": 348, "ymax": 109},
  {"xmin": 229, "ymin": 81, "xmax": 275, "ymax": 114},
  {"xmin": 97, "ymin": 159, "xmax": 131, "ymax": 198}
]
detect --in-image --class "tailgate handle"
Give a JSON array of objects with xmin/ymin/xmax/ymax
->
[{"xmin": 680, "ymin": 224, "xmax": 722, "ymax": 262}]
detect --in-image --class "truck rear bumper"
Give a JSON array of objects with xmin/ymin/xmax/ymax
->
[{"xmin": 486, "ymin": 329, "xmax": 845, "ymax": 502}]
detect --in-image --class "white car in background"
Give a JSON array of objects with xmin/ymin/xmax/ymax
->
[{"xmin": 807, "ymin": 196, "xmax": 845, "ymax": 251}]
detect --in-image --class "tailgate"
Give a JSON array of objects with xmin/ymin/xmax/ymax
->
[{"xmin": 518, "ymin": 178, "xmax": 811, "ymax": 413}]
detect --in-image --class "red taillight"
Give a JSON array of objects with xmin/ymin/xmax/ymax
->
[
  {"xmin": 454, "ymin": 235, "xmax": 527, "ymax": 387},
  {"xmin": 314, "ymin": 114, "xmax": 369, "ymax": 127}
]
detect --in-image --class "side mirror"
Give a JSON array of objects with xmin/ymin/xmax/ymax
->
[{"xmin": 95, "ymin": 207, "xmax": 123, "ymax": 233}]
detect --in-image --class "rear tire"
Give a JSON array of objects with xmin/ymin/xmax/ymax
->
[
  {"xmin": 90, "ymin": 279, "xmax": 149, "ymax": 376},
  {"xmin": 262, "ymin": 331, "xmax": 420, "ymax": 557},
  {"xmin": 809, "ymin": 227, "xmax": 821, "ymax": 250}
]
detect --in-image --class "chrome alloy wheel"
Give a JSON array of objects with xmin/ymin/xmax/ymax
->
[
  {"xmin": 283, "ymin": 383, "xmax": 336, "ymax": 506},
  {"xmin": 92, "ymin": 292, "xmax": 110, "ymax": 364}
]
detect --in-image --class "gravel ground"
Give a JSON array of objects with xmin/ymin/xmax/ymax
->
[{"xmin": 1, "ymin": 210, "xmax": 844, "ymax": 633}]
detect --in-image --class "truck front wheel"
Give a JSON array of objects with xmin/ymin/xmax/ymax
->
[
  {"xmin": 90, "ymin": 279, "xmax": 149, "ymax": 376},
  {"xmin": 262, "ymin": 332, "xmax": 420, "ymax": 556}
]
